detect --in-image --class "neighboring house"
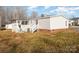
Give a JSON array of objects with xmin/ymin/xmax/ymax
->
[
  {"xmin": 6, "ymin": 19, "xmax": 38, "ymax": 32},
  {"xmin": 38, "ymin": 16, "xmax": 69, "ymax": 30},
  {"xmin": 68, "ymin": 20, "xmax": 74, "ymax": 26},
  {"xmin": 70, "ymin": 17, "xmax": 79, "ymax": 26}
]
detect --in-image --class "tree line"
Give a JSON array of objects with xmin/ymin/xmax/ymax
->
[{"xmin": 0, "ymin": 6, "xmax": 39, "ymax": 26}]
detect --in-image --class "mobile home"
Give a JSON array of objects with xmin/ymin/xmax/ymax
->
[{"xmin": 38, "ymin": 16, "xmax": 69, "ymax": 30}]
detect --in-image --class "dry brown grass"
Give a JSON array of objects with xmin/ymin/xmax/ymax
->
[{"xmin": 0, "ymin": 29, "xmax": 79, "ymax": 53}]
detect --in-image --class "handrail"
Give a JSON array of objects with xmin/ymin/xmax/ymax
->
[{"xmin": 31, "ymin": 24, "xmax": 37, "ymax": 32}]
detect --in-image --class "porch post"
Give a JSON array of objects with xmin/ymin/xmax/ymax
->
[{"xmin": 31, "ymin": 19, "xmax": 32, "ymax": 32}]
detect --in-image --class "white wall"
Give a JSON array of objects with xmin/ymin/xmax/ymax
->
[
  {"xmin": 38, "ymin": 16, "xmax": 69, "ymax": 30},
  {"xmin": 6, "ymin": 20, "xmax": 37, "ymax": 32},
  {"xmin": 78, "ymin": 19, "xmax": 79, "ymax": 24},
  {"xmin": 6, "ymin": 24, "xmax": 12, "ymax": 29},
  {"xmin": 38, "ymin": 18, "xmax": 50, "ymax": 29},
  {"xmin": 50, "ymin": 16, "xmax": 69, "ymax": 30}
]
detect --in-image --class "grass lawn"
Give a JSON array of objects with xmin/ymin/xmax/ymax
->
[{"xmin": 0, "ymin": 29, "xmax": 79, "ymax": 53}]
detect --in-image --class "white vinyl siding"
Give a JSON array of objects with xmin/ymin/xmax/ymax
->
[
  {"xmin": 50, "ymin": 16, "xmax": 69, "ymax": 29},
  {"xmin": 38, "ymin": 18, "xmax": 50, "ymax": 29},
  {"xmin": 38, "ymin": 16, "xmax": 69, "ymax": 30}
]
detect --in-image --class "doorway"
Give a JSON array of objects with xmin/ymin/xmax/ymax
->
[{"xmin": 27, "ymin": 28, "xmax": 30, "ymax": 32}]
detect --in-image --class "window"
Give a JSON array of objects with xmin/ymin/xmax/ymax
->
[
  {"xmin": 22, "ymin": 21, "xmax": 28, "ymax": 25},
  {"xmin": 22, "ymin": 21, "xmax": 25, "ymax": 25},
  {"xmin": 25, "ymin": 21, "xmax": 28, "ymax": 25}
]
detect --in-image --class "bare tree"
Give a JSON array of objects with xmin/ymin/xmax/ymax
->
[
  {"xmin": 31, "ymin": 11, "xmax": 38, "ymax": 19},
  {"xmin": 0, "ymin": 6, "xmax": 28, "ymax": 25},
  {"xmin": 4, "ymin": 7, "xmax": 13, "ymax": 24},
  {"xmin": 0, "ymin": 7, "xmax": 6, "ymax": 26},
  {"xmin": 41, "ymin": 14, "xmax": 45, "ymax": 17},
  {"xmin": 12, "ymin": 6, "xmax": 28, "ymax": 20}
]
